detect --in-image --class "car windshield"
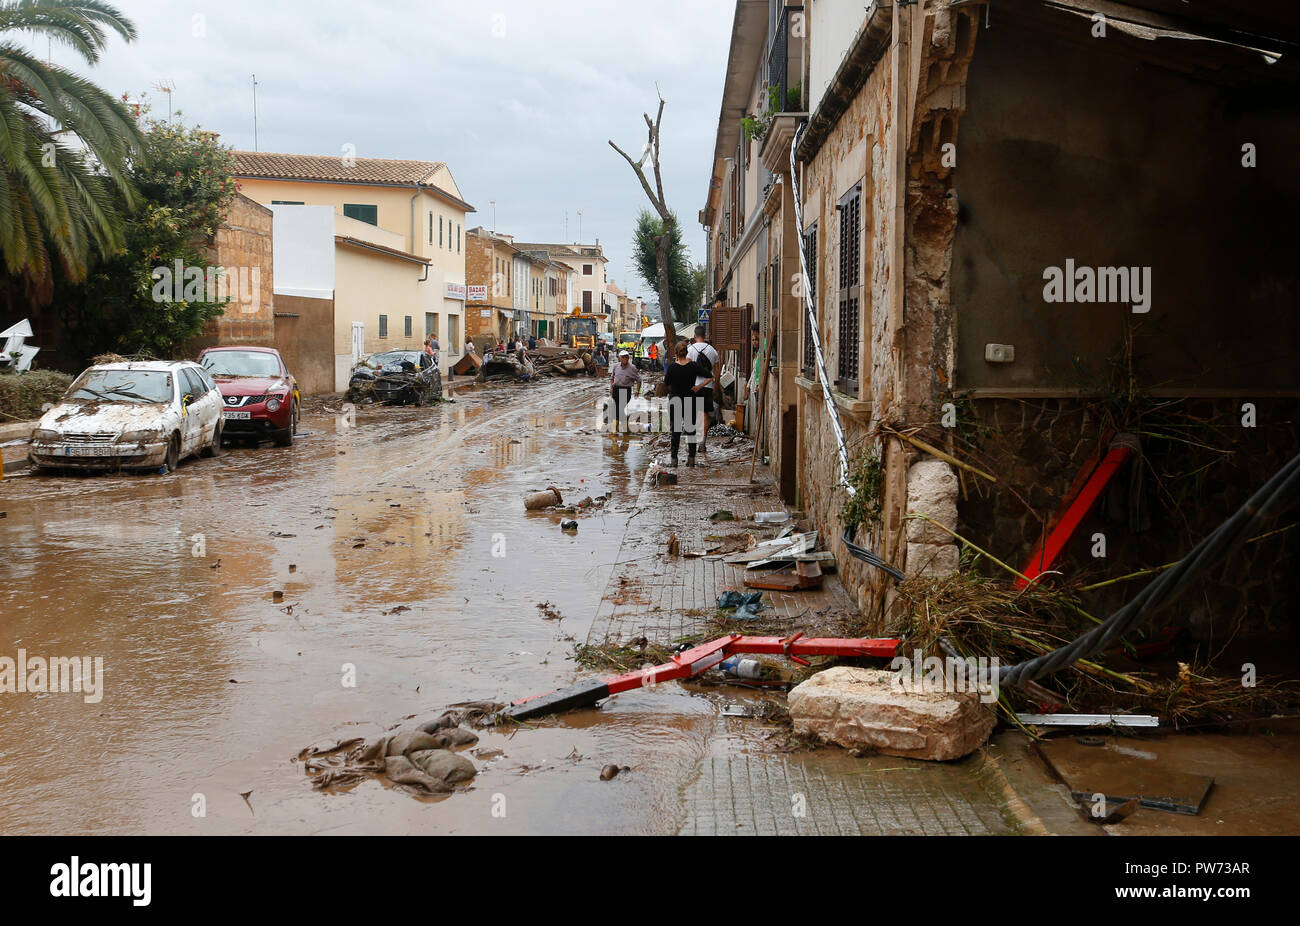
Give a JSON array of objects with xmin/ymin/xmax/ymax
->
[
  {"xmin": 201, "ymin": 350, "xmax": 281, "ymax": 377},
  {"xmin": 365, "ymin": 351, "xmax": 421, "ymax": 368},
  {"xmin": 66, "ymin": 369, "xmax": 173, "ymax": 404}
]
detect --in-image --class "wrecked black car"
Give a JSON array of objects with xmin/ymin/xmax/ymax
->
[{"xmin": 345, "ymin": 350, "xmax": 442, "ymax": 406}]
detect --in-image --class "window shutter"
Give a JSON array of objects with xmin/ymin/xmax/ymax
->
[{"xmin": 837, "ymin": 186, "xmax": 861, "ymax": 397}]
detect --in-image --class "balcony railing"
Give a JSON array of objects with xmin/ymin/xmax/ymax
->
[{"xmin": 767, "ymin": 5, "xmax": 805, "ymax": 114}]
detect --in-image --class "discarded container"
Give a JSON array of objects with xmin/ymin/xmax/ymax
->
[
  {"xmin": 561, "ymin": 519, "xmax": 578, "ymax": 532},
  {"xmin": 720, "ymin": 656, "xmax": 763, "ymax": 679},
  {"xmin": 524, "ymin": 487, "xmax": 563, "ymax": 510}
]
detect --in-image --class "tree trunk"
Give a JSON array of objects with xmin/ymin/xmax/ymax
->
[{"xmin": 656, "ymin": 217, "xmax": 677, "ymax": 361}]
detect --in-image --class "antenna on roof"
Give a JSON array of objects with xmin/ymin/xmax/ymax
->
[
  {"xmin": 152, "ymin": 79, "xmax": 176, "ymax": 122},
  {"xmin": 251, "ymin": 74, "xmax": 259, "ymax": 151}
]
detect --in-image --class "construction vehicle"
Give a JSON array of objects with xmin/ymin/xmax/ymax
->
[{"xmin": 559, "ymin": 312, "xmax": 606, "ymax": 351}]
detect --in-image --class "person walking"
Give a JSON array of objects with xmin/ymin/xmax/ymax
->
[
  {"xmin": 664, "ymin": 341, "xmax": 701, "ymax": 466},
  {"xmin": 687, "ymin": 328, "xmax": 720, "ymax": 453},
  {"xmin": 609, "ymin": 350, "xmax": 640, "ymax": 434}
]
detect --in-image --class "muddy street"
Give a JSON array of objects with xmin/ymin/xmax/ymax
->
[{"xmin": 1, "ymin": 378, "xmax": 731, "ymax": 834}]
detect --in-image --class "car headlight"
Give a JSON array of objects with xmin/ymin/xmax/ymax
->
[
  {"xmin": 119, "ymin": 429, "xmax": 157, "ymax": 443},
  {"xmin": 34, "ymin": 428, "xmax": 59, "ymax": 442},
  {"xmin": 265, "ymin": 397, "xmax": 282, "ymax": 412}
]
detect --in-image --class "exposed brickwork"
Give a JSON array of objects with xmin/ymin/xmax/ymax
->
[{"xmin": 197, "ymin": 193, "xmax": 275, "ymax": 347}]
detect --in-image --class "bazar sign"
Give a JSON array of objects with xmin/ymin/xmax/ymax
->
[
  {"xmin": 467, "ymin": 285, "xmax": 487, "ymax": 301},
  {"xmin": 445, "ymin": 282, "xmax": 467, "ymax": 300}
]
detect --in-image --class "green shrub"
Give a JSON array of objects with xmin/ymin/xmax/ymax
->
[{"xmin": 0, "ymin": 370, "xmax": 73, "ymax": 421}]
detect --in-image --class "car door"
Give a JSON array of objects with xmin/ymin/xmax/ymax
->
[
  {"xmin": 194, "ymin": 367, "xmax": 221, "ymax": 444},
  {"xmin": 178, "ymin": 367, "xmax": 206, "ymax": 456}
]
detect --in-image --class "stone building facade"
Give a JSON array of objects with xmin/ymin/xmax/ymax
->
[{"xmin": 703, "ymin": 0, "xmax": 1300, "ymax": 627}]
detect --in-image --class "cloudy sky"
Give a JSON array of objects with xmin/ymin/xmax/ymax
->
[{"xmin": 47, "ymin": 0, "xmax": 736, "ymax": 302}]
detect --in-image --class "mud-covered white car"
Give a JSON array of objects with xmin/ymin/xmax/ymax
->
[{"xmin": 28, "ymin": 360, "xmax": 223, "ymax": 474}]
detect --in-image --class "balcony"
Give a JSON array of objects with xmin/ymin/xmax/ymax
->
[
  {"xmin": 760, "ymin": 6, "xmax": 807, "ymax": 172},
  {"xmin": 767, "ymin": 5, "xmax": 805, "ymax": 115}
]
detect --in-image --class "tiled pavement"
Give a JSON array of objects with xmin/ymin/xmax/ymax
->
[
  {"xmin": 588, "ymin": 435, "xmax": 859, "ymax": 647},
  {"xmin": 678, "ymin": 752, "xmax": 1025, "ymax": 835},
  {"xmin": 590, "ymin": 428, "xmax": 1031, "ymax": 836}
]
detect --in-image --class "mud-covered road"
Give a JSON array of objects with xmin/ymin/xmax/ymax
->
[{"xmin": 0, "ymin": 377, "xmax": 765, "ymax": 834}]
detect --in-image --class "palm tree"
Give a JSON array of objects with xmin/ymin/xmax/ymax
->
[{"xmin": 0, "ymin": 1, "xmax": 144, "ymax": 302}]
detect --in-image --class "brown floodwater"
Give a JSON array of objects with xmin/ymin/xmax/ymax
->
[{"xmin": 0, "ymin": 378, "xmax": 780, "ymax": 834}]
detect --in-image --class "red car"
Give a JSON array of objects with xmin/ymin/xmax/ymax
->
[{"xmin": 198, "ymin": 346, "xmax": 300, "ymax": 447}]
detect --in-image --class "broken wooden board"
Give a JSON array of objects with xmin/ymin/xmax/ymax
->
[
  {"xmin": 743, "ymin": 560, "xmax": 823, "ymax": 591},
  {"xmin": 1036, "ymin": 738, "xmax": 1215, "ymax": 816}
]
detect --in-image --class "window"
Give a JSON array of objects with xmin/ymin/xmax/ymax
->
[
  {"xmin": 802, "ymin": 224, "xmax": 818, "ymax": 378},
  {"xmin": 582, "ymin": 264, "xmax": 593, "ymax": 276},
  {"xmin": 404, "ymin": 315, "xmax": 413, "ymax": 338},
  {"xmin": 425, "ymin": 312, "xmax": 436, "ymax": 337},
  {"xmin": 180, "ymin": 367, "xmax": 205, "ymax": 399},
  {"xmin": 379, "ymin": 314, "xmax": 389, "ymax": 338},
  {"xmin": 457, "ymin": 224, "xmax": 461, "ymax": 253},
  {"xmin": 582, "ymin": 290, "xmax": 592, "ymax": 312},
  {"xmin": 439, "ymin": 216, "xmax": 444, "ymax": 247},
  {"xmin": 448, "ymin": 315, "xmax": 459, "ymax": 353},
  {"xmin": 429, "ymin": 212, "xmax": 433, "ymax": 244},
  {"xmin": 836, "ymin": 185, "xmax": 861, "ymax": 397},
  {"xmin": 344, "ymin": 203, "xmax": 378, "ymax": 225},
  {"xmin": 272, "ymin": 200, "xmax": 305, "ymax": 205}
]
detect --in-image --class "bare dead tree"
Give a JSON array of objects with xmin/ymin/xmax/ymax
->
[{"xmin": 609, "ymin": 88, "xmax": 678, "ymax": 361}]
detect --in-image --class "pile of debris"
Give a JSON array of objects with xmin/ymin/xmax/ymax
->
[
  {"xmin": 298, "ymin": 701, "xmax": 501, "ymax": 795},
  {"xmin": 890, "ymin": 570, "xmax": 1300, "ymax": 726},
  {"xmin": 475, "ymin": 351, "xmax": 535, "ymax": 384},
  {"xmin": 530, "ymin": 345, "xmax": 593, "ymax": 377}
]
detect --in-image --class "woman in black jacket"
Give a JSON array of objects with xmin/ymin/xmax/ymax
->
[{"xmin": 664, "ymin": 340, "xmax": 702, "ymax": 466}]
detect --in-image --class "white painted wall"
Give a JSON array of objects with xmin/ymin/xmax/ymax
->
[
  {"xmin": 808, "ymin": 0, "xmax": 872, "ymax": 116},
  {"xmin": 270, "ymin": 205, "xmax": 334, "ymax": 298}
]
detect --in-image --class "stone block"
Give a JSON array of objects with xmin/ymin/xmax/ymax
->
[
  {"xmin": 906, "ymin": 541, "xmax": 960, "ymax": 577},
  {"xmin": 906, "ymin": 458, "xmax": 958, "ymax": 542},
  {"xmin": 788, "ymin": 666, "xmax": 995, "ymax": 761}
]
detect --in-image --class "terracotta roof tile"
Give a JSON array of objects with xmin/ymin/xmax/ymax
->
[{"xmin": 233, "ymin": 151, "xmax": 445, "ymax": 186}]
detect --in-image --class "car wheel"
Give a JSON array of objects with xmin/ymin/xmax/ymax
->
[
  {"xmin": 273, "ymin": 426, "xmax": 293, "ymax": 448},
  {"xmin": 162, "ymin": 433, "xmax": 180, "ymax": 474},
  {"xmin": 201, "ymin": 419, "xmax": 223, "ymax": 458}
]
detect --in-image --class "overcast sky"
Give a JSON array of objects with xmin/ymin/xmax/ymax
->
[{"xmin": 48, "ymin": 0, "xmax": 735, "ymax": 303}]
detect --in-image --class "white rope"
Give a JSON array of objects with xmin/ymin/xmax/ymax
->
[{"xmin": 788, "ymin": 127, "xmax": 856, "ymax": 496}]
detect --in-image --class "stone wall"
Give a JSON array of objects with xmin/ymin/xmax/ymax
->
[
  {"xmin": 793, "ymin": 2, "xmax": 982, "ymax": 620},
  {"xmin": 197, "ymin": 193, "xmax": 275, "ymax": 348}
]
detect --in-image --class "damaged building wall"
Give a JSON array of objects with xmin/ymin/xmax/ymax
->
[
  {"xmin": 950, "ymin": 6, "xmax": 1300, "ymax": 394},
  {"xmin": 794, "ymin": 1, "xmax": 982, "ymax": 619},
  {"xmin": 941, "ymin": 5, "xmax": 1300, "ymax": 643}
]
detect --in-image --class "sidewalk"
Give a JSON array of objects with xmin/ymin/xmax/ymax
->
[{"xmin": 589, "ymin": 425, "xmax": 1034, "ymax": 835}]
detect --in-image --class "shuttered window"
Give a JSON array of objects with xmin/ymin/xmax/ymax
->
[
  {"xmin": 802, "ymin": 224, "xmax": 817, "ymax": 378},
  {"xmin": 837, "ymin": 185, "xmax": 861, "ymax": 397}
]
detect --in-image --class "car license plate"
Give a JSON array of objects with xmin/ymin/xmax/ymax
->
[
  {"xmin": 60, "ymin": 445, "xmax": 114, "ymax": 456},
  {"xmin": 223, "ymin": 410, "xmax": 252, "ymax": 420}
]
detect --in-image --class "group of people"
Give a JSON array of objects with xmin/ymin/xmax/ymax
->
[{"xmin": 608, "ymin": 328, "xmax": 720, "ymax": 467}]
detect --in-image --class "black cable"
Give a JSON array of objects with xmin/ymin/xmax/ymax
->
[{"xmin": 999, "ymin": 450, "xmax": 1300, "ymax": 687}]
